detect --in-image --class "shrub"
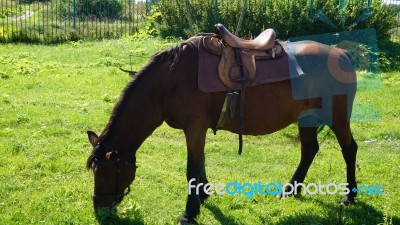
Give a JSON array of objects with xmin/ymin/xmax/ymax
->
[{"xmin": 155, "ymin": 0, "xmax": 399, "ymax": 41}]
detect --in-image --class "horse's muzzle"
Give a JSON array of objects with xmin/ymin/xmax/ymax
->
[{"xmin": 92, "ymin": 186, "xmax": 131, "ymax": 212}]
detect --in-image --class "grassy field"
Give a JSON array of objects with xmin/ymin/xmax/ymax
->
[{"xmin": 0, "ymin": 38, "xmax": 399, "ymax": 225}]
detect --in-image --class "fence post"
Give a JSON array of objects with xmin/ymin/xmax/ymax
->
[
  {"xmin": 146, "ymin": 0, "xmax": 149, "ymax": 16},
  {"xmin": 214, "ymin": 0, "xmax": 218, "ymax": 24},
  {"xmin": 73, "ymin": 0, "xmax": 76, "ymax": 29}
]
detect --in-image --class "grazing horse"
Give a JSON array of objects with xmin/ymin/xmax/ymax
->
[{"xmin": 86, "ymin": 35, "xmax": 358, "ymax": 224}]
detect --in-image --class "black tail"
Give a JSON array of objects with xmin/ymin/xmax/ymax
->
[{"xmin": 343, "ymin": 50, "xmax": 356, "ymax": 68}]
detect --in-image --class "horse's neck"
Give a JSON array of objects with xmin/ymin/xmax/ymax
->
[{"xmin": 101, "ymin": 70, "xmax": 165, "ymax": 155}]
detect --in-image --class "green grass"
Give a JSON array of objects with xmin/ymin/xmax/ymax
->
[{"xmin": 0, "ymin": 38, "xmax": 399, "ymax": 225}]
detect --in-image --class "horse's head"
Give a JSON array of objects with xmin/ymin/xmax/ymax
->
[{"xmin": 86, "ymin": 131, "xmax": 137, "ymax": 212}]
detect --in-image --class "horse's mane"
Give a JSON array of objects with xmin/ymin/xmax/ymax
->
[
  {"xmin": 118, "ymin": 37, "xmax": 200, "ymax": 101},
  {"xmin": 115, "ymin": 37, "xmax": 201, "ymax": 99},
  {"xmin": 86, "ymin": 38, "xmax": 201, "ymax": 168}
]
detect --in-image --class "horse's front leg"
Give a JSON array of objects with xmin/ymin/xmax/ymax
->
[{"xmin": 179, "ymin": 119, "xmax": 209, "ymax": 225}]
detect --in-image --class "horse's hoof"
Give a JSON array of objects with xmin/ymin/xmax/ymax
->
[
  {"xmin": 178, "ymin": 219, "xmax": 198, "ymax": 225},
  {"xmin": 178, "ymin": 213, "xmax": 198, "ymax": 225},
  {"xmin": 276, "ymin": 186, "xmax": 301, "ymax": 199},
  {"xmin": 178, "ymin": 221, "xmax": 197, "ymax": 225},
  {"xmin": 341, "ymin": 195, "xmax": 355, "ymax": 206}
]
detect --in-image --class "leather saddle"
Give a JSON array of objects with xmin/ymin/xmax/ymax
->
[
  {"xmin": 198, "ymin": 24, "xmax": 287, "ymax": 155},
  {"xmin": 202, "ymin": 23, "xmax": 285, "ymax": 90}
]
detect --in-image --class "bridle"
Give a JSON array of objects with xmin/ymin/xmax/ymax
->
[{"xmin": 90, "ymin": 142, "xmax": 136, "ymax": 213}]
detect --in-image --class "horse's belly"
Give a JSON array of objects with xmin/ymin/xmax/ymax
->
[{"xmin": 221, "ymin": 80, "xmax": 320, "ymax": 135}]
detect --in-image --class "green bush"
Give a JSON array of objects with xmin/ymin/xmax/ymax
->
[
  {"xmin": 379, "ymin": 40, "xmax": 400, "ymax": 71},
  {"xmin": 157, "ymin": 1, "xmax": 190, "ymax": 38},
  {"xmin": 155, "ymin": 0, "xmax": 399, "ymax": 41}
]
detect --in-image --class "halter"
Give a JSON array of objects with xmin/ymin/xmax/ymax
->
[{"xmin": 90, "ymin": 142, "xmax": 136, "ymax": 214}]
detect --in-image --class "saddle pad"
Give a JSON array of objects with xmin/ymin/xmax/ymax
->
[{"xmin": 198, "ymin": 41, "xmax": 300, "ymax": 92}]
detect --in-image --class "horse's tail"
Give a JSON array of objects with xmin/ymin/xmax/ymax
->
[{"xmin": 343, "ymin": 49, "xmax": 355, "ymax": 67}]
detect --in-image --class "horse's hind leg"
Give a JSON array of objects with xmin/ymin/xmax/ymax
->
[
  {"xmin": 281, "ymin": 126, "xmax": 319, "ymax": 197},
  {"xmin": 331, "ymin": 122, "xmax": 358, "ymax": 205},
  {"xmin": 330, "ymin": 93, "xmax": 358, "ymax": 205}
]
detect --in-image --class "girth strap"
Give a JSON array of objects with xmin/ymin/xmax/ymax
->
[
  {"xmin": 233, "ymin": 48, "xmax": 247, "ymax": 155},
  {"xmin": 238, "ymin": 86, "xmax": 245, "ymax": 155}
]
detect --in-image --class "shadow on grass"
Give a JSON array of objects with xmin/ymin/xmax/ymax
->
[
  {"xmin": 204, "ymin": 198, "xmax": 399, "ymax": 225},
  {"xmin": 204, "ymin": 203, "xmax": 241, "ymax": 225},
  {"xmin": 275, "ymin": 199, "xmax": 400, "ymax": 225}
]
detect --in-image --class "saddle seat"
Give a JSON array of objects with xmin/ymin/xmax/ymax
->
[
  {"xmin": 202, "ymin": 24, "xmax": 285, "ymax": 90},
  {"xmin": 214, "ymin": 23, "xmax": 276, "ymax": 50}
]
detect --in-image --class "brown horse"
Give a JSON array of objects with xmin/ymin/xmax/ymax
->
[{"xmin": 86, "ymin": 36, "xmax": 358, "ymax": 224}]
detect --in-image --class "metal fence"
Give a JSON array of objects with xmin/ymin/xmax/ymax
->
[
  {"xmin": 0, "ymin": 0, "xmax": 148, "ymax": 43},
  {"xmin": 0, "ymin": 0, "xmax": 399, "ymax": 43}
]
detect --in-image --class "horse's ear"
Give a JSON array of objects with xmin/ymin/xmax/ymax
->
[
  {"xmin": 87, "ymin": 131, "xmax": 99, "ymax": 147},
  {"xmin": 119, "ymin": 68, "xmax": 137, "ymax": 77}
]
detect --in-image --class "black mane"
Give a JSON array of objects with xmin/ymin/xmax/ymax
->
[{"xmin": 86, "ymin": 38, "xmax": 200, "ymax": 169}]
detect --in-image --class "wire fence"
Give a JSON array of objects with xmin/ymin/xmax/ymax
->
[{"xmin": 0, "ymin": 0, "xmax": 399, "ymax": 43}]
